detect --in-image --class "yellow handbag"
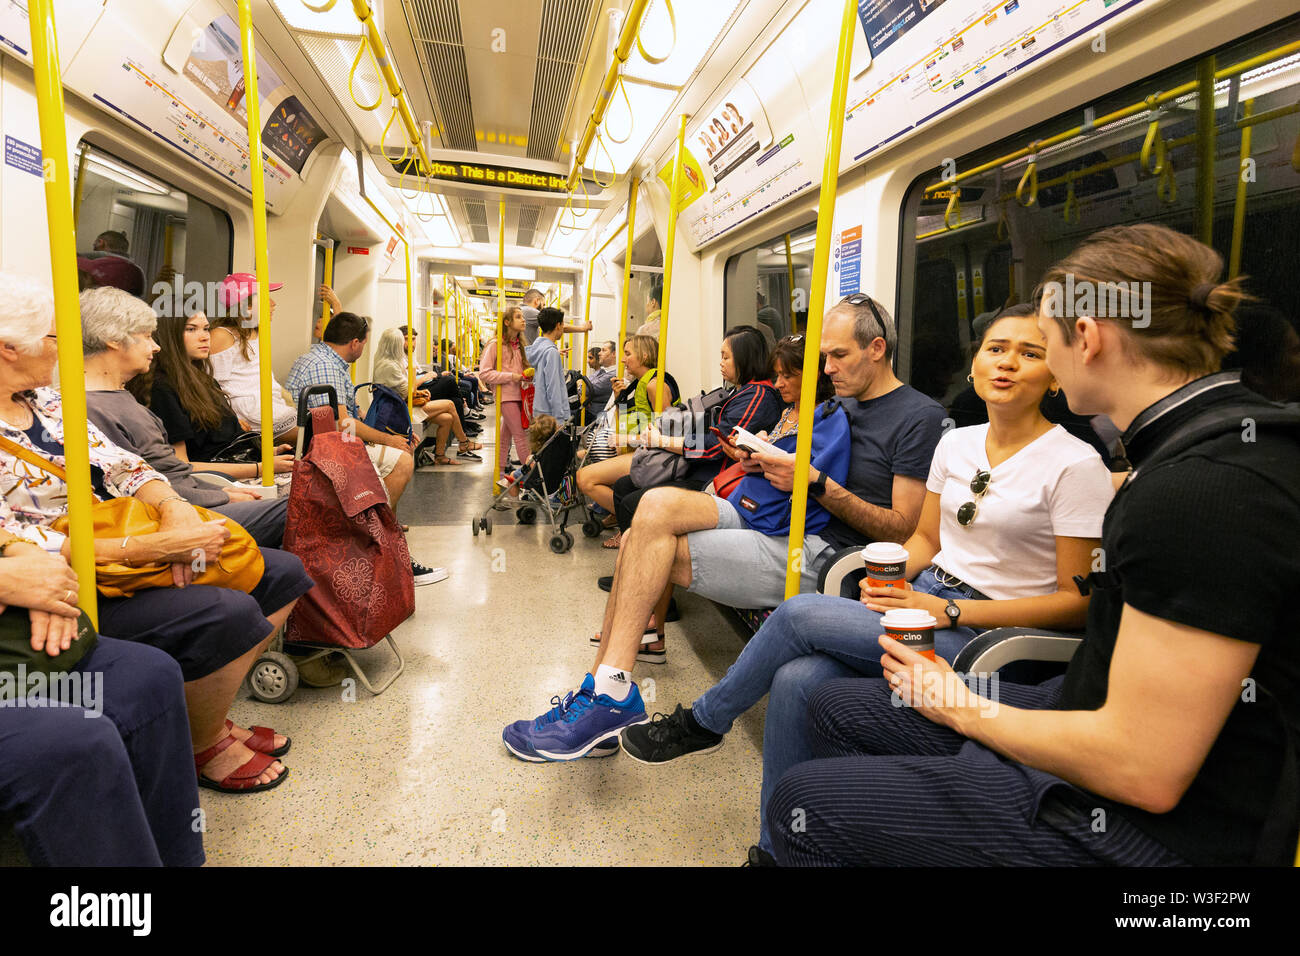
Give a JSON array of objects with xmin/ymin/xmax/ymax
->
[{"xmin": 0, "ymin": 434, "xmax": 264, "ymax": 598}]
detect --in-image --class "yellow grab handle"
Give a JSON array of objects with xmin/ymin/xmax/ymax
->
[
  {"xmin": 1016, "ymin": 150, "xmax": 1039, "ymax": 207},
  {"xmin": 636, "ymin": 0, "xmax": 676, "ymax": 64},
  {"xmin": 1157, "ymin": 153, "xmax": 1178, "ymax": 204},
  {"xmin": 1063, "ymin": 175, "xmax": 1080, "ymax": 224},
  {"xmin": 943, "ymin": 189, "xmax": 962, "ymax": 229},
  {"xmin": 348, "ymin": 38, "xmax": 383, "ymax": 111},
  {"xmin": 1141, "ymin": 95, "xmax": 1166, "ymax": 175},
  {"xmin": 996, "ymin": 202, "xmax": 1009, "ymax": 241}
]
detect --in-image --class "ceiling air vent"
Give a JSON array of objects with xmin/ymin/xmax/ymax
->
[
  {"xmin": 516, "ymin": 204, "xmax": 541, "ymax": 247},
  {"xmin": 406, "ymin": 0, "xmax": 477, "ymax": 151},
  {"xmin": 462, "ymin": 198, "xmax": 490, "ymax": 243},
  {"xmin": 528, "ymin": 0, "xmax": 597, "ymax": 161}
]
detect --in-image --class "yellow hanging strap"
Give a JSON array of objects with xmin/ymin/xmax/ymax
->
[
  {"xmin": 995, "ymin": 201, "xmax": 1009, "ymax": 241},
  {"xmin": 1157, "ymin": 146, "xmax": 1178, "ymax": 204},
  {"xmin": 1016, "ymin": 146, "xmax": 1039, "ymax": 207},
  {"xmin": 604, "ymin": 73, "xmax": 634, "ymax": 144},
  {"xmin": 636, "ymin": 0, "xmax": 676, "ymax": 64},
  {"xmin": 943, "ymin": 188, "xmax": 962, "ymax": 230},
  {"xmin": 348, "ymin": 37, "xmax": 384, "ymax": 111},
  {"xmin": 590, "ymin": 128, "xmax": 616, "ymax": 189},
  {"xmin": 1062, "ymin": 173, "xmax": 1080, "ymax": 224},
  {"xmin": 1141, "ymin": 94, "xmax": 1167, "ymax": 175}
]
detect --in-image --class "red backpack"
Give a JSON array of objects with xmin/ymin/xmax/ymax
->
[{"xmin": 283, "ymin": 405, "xmax": 414, "ymax": 649}]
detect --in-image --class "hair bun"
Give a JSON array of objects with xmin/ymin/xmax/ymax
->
[{"xmin": 1189, "ymin": 282, "xmax": 1216, "ymax": 312}]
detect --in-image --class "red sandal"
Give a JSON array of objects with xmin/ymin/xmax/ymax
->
[
  {"xmin": 224, "ymin": 719, "xmax": 291, "ymax": 758},
  {"xmin": 195, "ymin": 734, "xmax": 289, "ymax": 794}
]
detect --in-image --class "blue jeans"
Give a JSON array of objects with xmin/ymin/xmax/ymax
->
[{"xmin": 690, "ymin": 567, "xmax": 981, "ymax": 855}]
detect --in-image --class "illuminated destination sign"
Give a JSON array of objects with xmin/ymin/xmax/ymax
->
[
  {"xmin": 467, "ymin": 287, "xmax": 525, "ymax": 298},
  {"xmin": 391, "ymin": 157, "xmax": 596, "ymax": 194}
]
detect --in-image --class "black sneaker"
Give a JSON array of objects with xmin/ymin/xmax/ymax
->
[
  {"xmin": 619, "ymin": 705, "xmax": 723, "ymax": 764},
  {"xmin": 743, "ymin": 845, "xmax": 777, "ymax": 867},
  {"xmin": 598, "ymin": 575, "xmax": 613, "ymax": 592},
  {"xmin": 411, "ymin": 561, "xmax": 448, "ymax": 586}
]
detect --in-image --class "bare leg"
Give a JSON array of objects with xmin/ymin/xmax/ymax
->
[
  {"xmin": 188, "ymin": 597, "xmax": 299, "ymax": 784},
  {"xmin": 383, "ymin": 450, "xmax": 414, "ymax": 506},
  {"xmin": 577, "ymin": 453, "xmax": 633, "ymax": 514},
  {"xmin": 590, "ymin": 488, "xmax": 719, "ymax": 674}
]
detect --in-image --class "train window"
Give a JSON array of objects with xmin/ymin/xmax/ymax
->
[
  {"xmin": 72, "ymin": 142, "xmax": 233, "ymax": 301},
  {"xmin": 897, "ymin": 15, "xmax": 1300, "ymax": 408},
  {"xmin": 723, "ymin": 220, "xmax": 816, "ymax": 343}
]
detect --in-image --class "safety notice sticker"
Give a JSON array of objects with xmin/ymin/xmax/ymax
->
[{"xmin": 4, "ymin": 134, "xmax": 43, "ymax": 178}]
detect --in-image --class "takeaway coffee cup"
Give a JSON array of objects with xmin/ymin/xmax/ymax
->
[
  {"xmin": 882, "ymin": 608, "xmax": 936, "ymax": 660},
  {"xmin": 861, "ymin": 542, "xmax": 909, "ymax": 590}
]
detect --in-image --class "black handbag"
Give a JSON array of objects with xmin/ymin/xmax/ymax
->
[
  {"xmin": 207, "ymin": 431, "xmax": 263, "ymax": 464},
  {"xmin": 0, "ymin": 606, "xmax": 98, "ymax": 681}
]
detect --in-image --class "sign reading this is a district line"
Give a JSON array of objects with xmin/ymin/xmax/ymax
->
[{"xmin": 390, "ymin": 156, "xmax": 598, "ymax": 195}]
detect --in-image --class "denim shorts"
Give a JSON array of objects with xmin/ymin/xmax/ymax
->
[{"xmin": 684, "ymin": 496, "xmax": 836, "ymax": 610}]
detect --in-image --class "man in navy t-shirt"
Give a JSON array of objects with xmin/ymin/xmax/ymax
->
[{"xmin": 501, "ymin": 294, "xmax": 946, "ymax": 762}]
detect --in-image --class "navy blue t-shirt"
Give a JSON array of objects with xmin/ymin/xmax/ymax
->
[{"xmin": 817, "ymin": 384, "xmax": 946, "ymax": 550}]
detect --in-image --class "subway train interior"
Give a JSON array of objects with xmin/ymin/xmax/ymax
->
[{"xmin": 1, "ymin": 0, "xmax": 1299, "ymax": 882}]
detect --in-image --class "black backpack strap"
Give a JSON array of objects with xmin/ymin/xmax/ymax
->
[{"xmin": 1123, "ymin": 403, "xmax": 1300, "ymax": 487}]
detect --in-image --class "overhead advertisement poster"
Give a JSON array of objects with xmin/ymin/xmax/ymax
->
[
  {"xmin": 185, "ymin": 15, "xmax": 325, "ymax": 174},
  {"xmin": 674, "ymin": 78, "xmax": 815, "ymax": 250},
  {"xmin": 843, "ymin": 0, "xmax": 1150, "ymax": 163}
]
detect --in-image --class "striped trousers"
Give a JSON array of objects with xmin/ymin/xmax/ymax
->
[{"xmin": 767, "ymin": 675, "xmax": 1186, "ymax": 866}]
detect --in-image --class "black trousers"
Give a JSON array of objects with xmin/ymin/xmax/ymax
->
[
  {"xmin": 612, "ymin": 475, "xmax": 704, "ymax": 532},
  {"xmin": 423, "ymin": 376, "xmax": 467, "ymax": 424}
]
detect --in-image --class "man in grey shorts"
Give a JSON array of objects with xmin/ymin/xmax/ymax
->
[{"xmin": 593, "ymin": 295, "xmax": 947, "ymax": 669}]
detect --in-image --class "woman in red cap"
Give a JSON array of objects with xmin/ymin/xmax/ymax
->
[{"xmin": 208, "ymin": 273, "xmax": 298, "ymax": 441}]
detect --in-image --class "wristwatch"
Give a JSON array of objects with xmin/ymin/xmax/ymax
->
[
  {"xmin": 808, "ymin": 471, "xmax": 827, "ymax": 497},
  {"xmin": 944, "ymin": 598, "xmax": 961, "ymax": 628}
]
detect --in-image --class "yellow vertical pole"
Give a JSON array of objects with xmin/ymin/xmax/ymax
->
[
  {"xmin": 493, "ymin": 199, "xmax": 505, "ymax": 484},
  {"xmin": 235, "ymin": 0, "xmax": 275, "ymax": 489},
  {"xmin": 452, "ymin": 284, "xmax": 460, "ymax": 383},
  {"xmin": 1195, "ymin": 56, "xmax": 1216, "ymax": 246},
  {"xmin": 439, "ymin": 273, "xmax": 447, "ymax": 365},
  {"xmin": 618, "ymin": 179, "xmax": 639, "ymax": 381},
  {"xmin": 784, "ymin": 233, "xmax": 796, "ymax": 333},
  {"xmin": 1229, "ymin": 99, "xmax": 1253, "ymax": 279},
  {"xmin": 404, "ymin": 234, "xmax": 414, "ymax": 413},
  {"xmin": 655, "ymin": 119, "xmax": 688, "ymax": 414},
  {"xmin": 28, "ymin": 0, "xmax": 97, "ymax": 623},
  {"xmin": 72, "ymin": 144, "xmax": 88, "ymax": 224},
  {"xmin": 320, "ymin": 237, "xmax": 335, "ymax": 340},
  {"xmin": 785, "ymin": 0, "xmax": 856, "ymax": 600},
  {"xmin": 163, "ymin": 221, "xmax": 175, "ymax": 269}
]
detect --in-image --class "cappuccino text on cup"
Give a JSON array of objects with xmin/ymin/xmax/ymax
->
[
  {"xmin": 882, "ymin": 608, "xmax": 936, "ymax": 661},
  {"xmin": 862, "ymin": 542, "xmax": 909, "ymax": 590}
]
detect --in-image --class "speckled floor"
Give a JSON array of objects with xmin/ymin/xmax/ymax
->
[{"xmin": 199, "ymin": 444, "xmax": 768, "ymax": 866}]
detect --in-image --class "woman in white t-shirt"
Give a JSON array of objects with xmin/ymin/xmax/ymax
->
[{"xmin": 620, "ymin": 305, "xmax": 1116, "ymax": 858}]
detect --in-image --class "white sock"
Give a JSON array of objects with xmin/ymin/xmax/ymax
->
[{"xmin": 593, "ymin": 663, "xmax": 633, "ymax": 702}]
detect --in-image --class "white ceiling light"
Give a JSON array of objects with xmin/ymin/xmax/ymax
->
[
  {"xmin": 418, "ymin": 215, "xmax": 460, "ymax": 247},
  {"xmin": 623, "ymin": 0, "xmax": 741, "ymax": 87},
  {"xmin": 269, "ymin": 0, "xmax": 368, "ymax": 37},
  {"xmin": 472, "ymin": 265, "xmax": 537, "ymax": 281}
]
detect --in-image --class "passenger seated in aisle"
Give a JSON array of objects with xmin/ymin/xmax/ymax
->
[
  {"xmin": 208, "ymin": 273, "xmax": 299, "ymax": 442},
  {"xmin": 525, "ymin": 307, "xmax": 572, "ymax": 425},
  {"xmin": 605, "ymin": 325, "xmax": 782, "ymax": 544},
  {"xmin": 499, "ymin": 414, "xmax": 559, "ymax": 495},
  {"xmin": 621, "ymin": 305, "xmax": 1114, "ymax": 863},
  {"xmin": 582, "ymin": 333, "xmax": 835, "ymax": 668},
  {"xmin": 766, "ymin": 224, "xmax": 1300, "ymax": 867},
  {"xmin": 285, "ymin": 312, "xmax": 444, "ymax": 586},
  {"xmin": 80, "ymin": 288, "xmax": 291, "ymax": 547},
  {"xmin": 478, "ymin": 305, "xmax": 533, "ymax": 491},
  {"xmin": 575, "ymin": 334, "xmax": 679, "ymax": 539},
  {"xmin": 503, "ymin": 295, "xmax": 947, "ymax": 762},
  {"xmin": 0, "ymin": 271, "xmax": 313, "ymax": 794},
  {"xmin": 371, "ymin": 328, "xmax": 482, "ymax": 466},
  {"xmin": 0, "ymin": 545, "xmax": 204, "ymax": 865}
]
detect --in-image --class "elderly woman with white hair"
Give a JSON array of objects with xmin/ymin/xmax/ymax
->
[
  {"xmin": 0, "ymin": 273, "xmax": 313, "ymax": 794},
  {"xmin": 372, "ymin": 326, "xmax": 483, "ymax": 465}
]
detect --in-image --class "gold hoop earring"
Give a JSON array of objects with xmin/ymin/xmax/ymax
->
[{"xmin": 1049, "ymin": 386, "xmax": 1060, "ymax": 396}]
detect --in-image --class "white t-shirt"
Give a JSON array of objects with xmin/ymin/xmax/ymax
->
[{"xmin": 927, "ymin": 423, "xmax": 1114, "ymax": 600}]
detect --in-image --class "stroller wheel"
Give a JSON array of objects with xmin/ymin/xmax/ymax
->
[
  {"xmin": 484, "ymin": 516, "xmax": 493, "ymax": 535},
  {"xmin": 248, "ymin": 652, "xmax": 299, "ymax": 704},
  {"xmin": 517, "ymin": 506, "xmax": 538, "ymax": 525},
  {"xmin": 549, "ymin": 533, "xmax": 569, "ymax": 554},
  {"xmin": 472, "ymin": 517, "xmax": 480, "ymax": 536},
  {"xmin": 581, "ymin": 519, "xmax": 602, "ymax": 539},
  {"xmin": 563, "ymin": 531, "xmax": 575, "ymax": 550}
]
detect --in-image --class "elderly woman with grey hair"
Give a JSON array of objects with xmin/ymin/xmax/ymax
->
[
  {"xmin": 80, "ymin": 287, "xmax": 291, "ymax": 548},
  {"xmin": 0, "ymin": 273, "xmax": 313, "ymax": 793}
]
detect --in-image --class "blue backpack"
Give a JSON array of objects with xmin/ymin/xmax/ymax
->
[
  {"xmin": 731, "ymin": 400, "xmax": 852, "ymax": 537},
  {"xmin": 357, "ymin": 382, "xmax": 413, "ymax": 444}
]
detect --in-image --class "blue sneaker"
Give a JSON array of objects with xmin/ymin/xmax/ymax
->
[
  {"xmin": 502, "ymin": 676, "xmax": 618, "ymax": 761},
  {"xmin": 530, "ymin": 681, "xmax": 649, "ymax": 761}
]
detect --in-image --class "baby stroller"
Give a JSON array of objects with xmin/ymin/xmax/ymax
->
[
  {"xmin": 472, "ymin": 417, "xmax": 602, "ymax": 553},
  {"xmin": 246, "ymin": 385, "xmax": 413, "ymax": 703}
]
